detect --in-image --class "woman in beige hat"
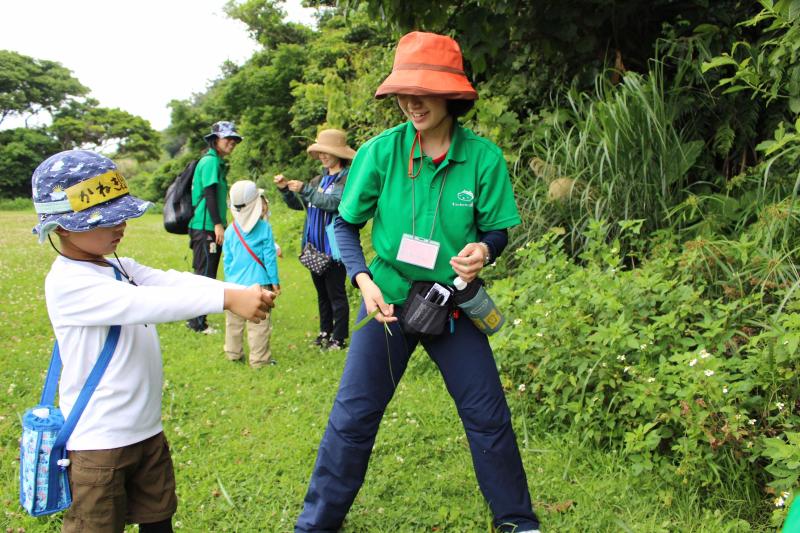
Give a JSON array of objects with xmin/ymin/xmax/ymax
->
[{"xmin": 274, "ymin": 128, "xmax": 356, "ymax": 351}]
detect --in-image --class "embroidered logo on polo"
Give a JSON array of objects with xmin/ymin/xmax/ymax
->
[{"xmin": 452, "ymin": 189, "xmax": 474, "ymax": 207}]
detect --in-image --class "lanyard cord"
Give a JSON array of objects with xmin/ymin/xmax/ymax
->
[
  {"xmin": 411, "ymin": 167, "xmax": 449, "ymax": 240},
  {"xmin": 47, "ymin": 234, "xmax": 138, "ymax": 286}
]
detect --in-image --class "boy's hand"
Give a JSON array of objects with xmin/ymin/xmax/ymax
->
[
  {"xmin": 269, "ymin": 284, "xmax": 281, "ymax": 296},
  {"xmin": 224, "ymin": 285, "xmax": 275, "ymax": 323}
]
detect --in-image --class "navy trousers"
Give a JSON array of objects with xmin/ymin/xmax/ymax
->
[{"xmin": 295, "ymin": 302, "xmax": 539, "ymax": 532}]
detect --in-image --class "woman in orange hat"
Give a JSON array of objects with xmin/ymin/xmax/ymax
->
[{"xmin": 295, "ymin": 32, "xmax": 540, "ymax": 532}]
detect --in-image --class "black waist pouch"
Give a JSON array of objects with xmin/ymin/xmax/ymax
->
[{"xmin": 400, "ymin": 281, "xmax": 453, "ymax": 337}]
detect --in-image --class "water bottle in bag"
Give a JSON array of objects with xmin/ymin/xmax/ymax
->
[{"xmin": 452, "ymin": 277, "xmax": 504, "ymax": 335}]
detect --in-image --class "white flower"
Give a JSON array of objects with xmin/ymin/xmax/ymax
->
[
  {"xmin": 723, "ymin": 387, "xmax": 728, "ymax": 394},
  {"xmin": 699, "ymin": 349, "xmax": 711, "ymax": 359},
  {"xmin": 617, "ymin": 355, "xmax": 626, "ymax": 362},
  {"xmin": 513, "ymin": 319, "xmax": 522, "ymax": 326},
  {"xmin": 395, "ymin": 455, "xmax": 404, "ymax": 463},
  {"xmin": 536, "ymin": 332, "xmax": 544, "ymax": 337},
  {"xmin": 639, "ymin": 344, "xmax": 648, "ymax": 350},
  {"xmin": 775, "ymin": 496, "xmax": 787, "ymax": 508},
  {"xmin": 784, "ymin": 340, "xmax": 790, "ymax": 345},
  {"xmin": 647, "ymin": 377, "xmax": 655, "ymax": 383},
  {"xmin": 689, "ymin": 358, "xmax": 698, "ymax": 367},
  {"xmin": 545, "ymin": 273, "xmax": 553, "ymax": 280},
  {"xmin": 601, "ymin": 362, "xmax": 607, "ymax": 368},
  {"xmin": 535, "ymin": 299, "xmax": 542, "ymax": 304},
  {"xmin": 749, "ymin": 419, "xmax": 756, "ymax": 426},
  {"xmin": 518, "ymin": 384, "xmax": 526, "ymax": 392},
  {"xmin": 776, "ymin": 402, "xmax": 785, "ymax": 411},
  {"xmin": 624, "ymin": 366, "xmax": 631, "ymax": 373},
  {"xmin": 704, "ymin": 370, "xmax": 714, "ymax": 377}
]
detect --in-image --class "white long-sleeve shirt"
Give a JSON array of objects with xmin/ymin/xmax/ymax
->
[{"xmin": 45, "ymin": 256, "xmax": 229, "ymax": 450}]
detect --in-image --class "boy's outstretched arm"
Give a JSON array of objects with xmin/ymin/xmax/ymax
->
[{"xmin": 224, "ymin": 285, "xmax": 275, "ymax": 323}]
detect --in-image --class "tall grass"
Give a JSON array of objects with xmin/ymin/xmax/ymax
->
[{"xmin": 513, "ymin": 66, "xmax": 703, "ymax": 257}]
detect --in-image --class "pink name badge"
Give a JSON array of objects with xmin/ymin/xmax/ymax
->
[{"xmin": 396, "ymin": 234, "xmax": 440, "ymax": 270}]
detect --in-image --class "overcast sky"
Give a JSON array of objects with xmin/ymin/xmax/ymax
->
[{"xmin": 0, "ymin": 0, "xmax": 317, "ymax": 131}]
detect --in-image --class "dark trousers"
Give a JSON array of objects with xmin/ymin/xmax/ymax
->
[
  {"xmin": 310, "ymin": 262, "xmax": 349, "ymax": 342},
  {"xmin": 295, "ymin": 302, "xmax": 539, "ymax": 532},
  {"xmin": 188, "ymin": 229, "xmax": 221, "ymax": 330}
]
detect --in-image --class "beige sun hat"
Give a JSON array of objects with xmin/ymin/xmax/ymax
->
[
  {"xmin": 307, "ymin": 129, "xmax": 357, "ymax": 161},
  {"xmin": 229, "ymin": 180, "xmax": 264, "ymax": 232}
]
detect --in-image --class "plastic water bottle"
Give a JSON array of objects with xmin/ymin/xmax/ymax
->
[{"xmin": 452, "ymin": 277, "xmax": 505, "ymax": 335}]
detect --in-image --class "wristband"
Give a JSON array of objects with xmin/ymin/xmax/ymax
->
[{"xmin": 477, "ymin": 242, "xmax": 491, "ymax": 265}]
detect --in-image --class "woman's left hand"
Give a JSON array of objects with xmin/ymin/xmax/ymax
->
[
  {"xmin": 287, "ymin": 180, "xmax": 304, "ymax": 193},
  {"xmin": 450, "ymin": 242, "xmax": 487, "ymax": 283}
]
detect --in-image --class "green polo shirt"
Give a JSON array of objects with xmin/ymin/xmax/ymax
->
[
  {"xmin": 188, "ymin": 149, "xmax": 228, "ymax": 231},
  {"xmin": 339, "ymin": 122, "xmax": 521, "ymax": 304}
]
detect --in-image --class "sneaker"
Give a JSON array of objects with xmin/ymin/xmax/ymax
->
[
  {"xmin": 327, "ymin": 339, "xmax": 347, "ymax": 351},
  {"xmin": 314, "ymin": 332, "xmax": 331, "ymax": 347},
  {"xmin": 200, "ymin": 326, "xmax": 219, "ymax": 335},
  {"xmin": 186, "ymin": 318, "xmax": 207, "ymax": 332}
]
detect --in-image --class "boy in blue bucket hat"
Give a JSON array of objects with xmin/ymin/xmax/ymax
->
[{"xmin": 31, "ymin": 149, "xmax": 275, "ymax": 532}]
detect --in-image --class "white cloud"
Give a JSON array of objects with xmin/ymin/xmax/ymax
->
[{"xmin": 0, "ymin": 0, "xmax": 317, "ymax": 131}]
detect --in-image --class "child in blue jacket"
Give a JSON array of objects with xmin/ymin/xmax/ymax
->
[{"xmin": 223, "ymin": 180, "xmax": 280, "ymax": 367}]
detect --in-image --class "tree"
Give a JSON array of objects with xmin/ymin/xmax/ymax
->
[
  {"xmin": 0, "ymin": 50, "xmax": 88, "ymax": 126},
  {"xmin": 0, "ymin": 128, "xmax": 60, "ymax": 198},
  {"xmin": 50, "ymin": 99, "xmax": 160, "ymax": 161}
]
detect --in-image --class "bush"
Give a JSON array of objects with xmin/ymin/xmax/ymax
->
[{"xmin": 492, "ymin": 223, "xmax": 800, "ymax": 521}]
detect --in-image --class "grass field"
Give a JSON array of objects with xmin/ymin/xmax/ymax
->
[{"xmin": 0, "ymin": 204, "xmax": 761, "ymax": 532}]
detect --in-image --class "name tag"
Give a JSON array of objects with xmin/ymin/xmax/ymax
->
[{"xmin": 396, "ymin": 234, "xmax": 440, "ymax": 270}]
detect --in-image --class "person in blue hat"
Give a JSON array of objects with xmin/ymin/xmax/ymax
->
[
  {"xmin": 32, "ymin": 149, "xmax": 274, "ymax": 533},
  {"xmin": 186, "ymin": 120, "xmax": 243, "ymax": 333}
]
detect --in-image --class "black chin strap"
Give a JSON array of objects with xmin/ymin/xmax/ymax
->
[{"xmin": 47, "ymin": 234, "xmax": 137, "ymax": 286}]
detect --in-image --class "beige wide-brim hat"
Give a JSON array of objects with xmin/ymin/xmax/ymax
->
[
  {"xmin": 229, "ymin": 180, "xmax": 264, "ymax": 233},
  {"xmin": 307, "ymin": 129, "xmax": 357, "ymax": 161}
]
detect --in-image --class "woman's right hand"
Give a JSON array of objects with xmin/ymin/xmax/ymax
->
[
  {"xmin": 355, "ymin": 273, "xmax": 397, "ymax": 323},
  {"xmin": 273, "ymin": 174, "xmax": 288, "ymax": 189}
]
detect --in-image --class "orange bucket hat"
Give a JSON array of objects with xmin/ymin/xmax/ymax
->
[{"xmin": 375, "ymin": 32, "xmax": 478, "ymax": 100}]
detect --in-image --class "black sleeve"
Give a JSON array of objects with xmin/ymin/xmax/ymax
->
[
  {"xmin": 203, "ymin": 184, "xmax": 222, "ymax": 226},
  {"xmin": 334, "ymin": 216, "xmax": 371, "ymax": 287},
  {"xmin": 279, "ymin": 187, "xmax": 307, "ymax": 211},
  {"xmin": 479, "ymin": 229, "xmax": 508, "ymax": 263}
]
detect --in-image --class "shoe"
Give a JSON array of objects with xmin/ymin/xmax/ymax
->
[
  {"xmin": 327, "ymin": 339, "xmax": 347, "ymax": 351},
  {"xmin": 186, "ymin": 317, "xmax": 208, "ymax": 332},
  {"xmin": 200, "ymin": 326, "xmax": 219, "ymax": 335},
  {"xmin": 314, "ymin": 332, "xmax": 331, "ymax": 347}
]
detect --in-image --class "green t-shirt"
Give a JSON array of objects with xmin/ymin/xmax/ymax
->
[
  {"xmin": 339, "ymin": 122, "xmax": 521, "ymax": 304},
  {"xmin": 188, "ymin": 149, "xmax": 228, "ymax": 231}
]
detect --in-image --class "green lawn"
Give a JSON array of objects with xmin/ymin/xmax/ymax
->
[{"xmin": 0, "ymin": 204, "xmax": 762, "ymax": 532}]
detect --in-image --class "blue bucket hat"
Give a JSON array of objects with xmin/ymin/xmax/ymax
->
[
  {"xmin": 204, "ymin": 120, "xmax": 243, "ymax": 143},
  {"xmin": 31, "ymin": 150, "xmax": 151, "ymax": 243}
]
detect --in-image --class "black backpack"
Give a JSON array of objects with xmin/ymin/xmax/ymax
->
[{"xmin": 163, "ymin": 158, "xmax": 202, "ymax": 234}]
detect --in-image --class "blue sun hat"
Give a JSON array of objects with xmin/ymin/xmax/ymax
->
[
  {"xmin": 203, "ymin": 120, "xmax": 243, "ymax": 143},
  {"xmin": 31, "ymin": 150, "xmax": 151, "ymax": 243}
]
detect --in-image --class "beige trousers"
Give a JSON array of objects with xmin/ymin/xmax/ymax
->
[{"xmin": 224, "ymin": 310, "xmax": 273, "ymax": 367}]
